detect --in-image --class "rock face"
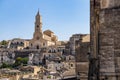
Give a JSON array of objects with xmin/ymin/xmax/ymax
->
[{"xmin": 90, "ymin": 0, "xmax": 120, "ymax": 80}]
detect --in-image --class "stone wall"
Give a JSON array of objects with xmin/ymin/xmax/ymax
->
[
  {"xmin": 100, "ymin": 0, "xmax": 120, "ymax": 9},
  {"xmin": 75, "ymin": 35, "xmax": 90, "ymax": 80},
  {"xmin": 90, "ymin": 0, "xmax": 120, "ymax": 80}
]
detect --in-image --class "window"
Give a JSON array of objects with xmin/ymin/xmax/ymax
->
[
  {"xmin": 37, "ymin": 25, "xmax": 39, "ymax": 28},
  {"xmin": 71, "ymin": 64, "xmax": 73, "ymax": 67}
]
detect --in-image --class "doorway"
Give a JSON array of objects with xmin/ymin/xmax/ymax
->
[{"xmin": 36, "ymin": 45, "xmax": 39, "ymax": 49}]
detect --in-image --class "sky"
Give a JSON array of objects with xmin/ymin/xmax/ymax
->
[{"xmin": 0, "ymin": 0, "xmax": 90, "ymax": 41}]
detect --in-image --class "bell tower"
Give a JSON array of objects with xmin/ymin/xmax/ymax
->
[
  {"xmin": 35, "ymin": 10, "xmax": 42, "ymax": 32},
  {"xmin": 33, "ymin": 10, "xmax": 43, "ymax": 40},
  {"xmin": 30, "ymin": 10, "xmax": 44, "ymax": 49}
]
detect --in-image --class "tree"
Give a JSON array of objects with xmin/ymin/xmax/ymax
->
[
  {"xmin": 0, "ymin": 40, "xmax": 8, "ymax": 45},
  {"xmin": 22, "ymin": 57, "xmax": 28, "ymax": 64},
  {"xmin": 0, "ymin": 63, "xmax": 12, "ymax": 68},
  {"xmin": 13, "ymin": 57, "xmax": 22, "ymax": 67},
  {"xmin": 13, "ymin": 57, "xmax": 28, "ymax": 68},
  {"xmin": 0, "ymin": 63, "xmax": 8, "ymax": 68}
]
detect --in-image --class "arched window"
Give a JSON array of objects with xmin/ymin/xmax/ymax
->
[{"xmin": 37, "ymin": 25, "xmax": 39, "ymax": 28}]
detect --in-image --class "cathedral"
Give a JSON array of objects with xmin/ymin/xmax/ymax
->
[
  {"xmin": 30, "ymin": 11, "xmax": 58, "ymax": 49},
  {"xmin": 8, "ymin": 11, "xmax": 58, "ymax": 50}
]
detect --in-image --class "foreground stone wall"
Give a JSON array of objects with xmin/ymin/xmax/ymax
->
[{"xmin": 90, "ymin": 0, "xmax": 120, "ymax": 80}]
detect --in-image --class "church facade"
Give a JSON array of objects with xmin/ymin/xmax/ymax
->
[{"xmin": 30, "ymin": 11, "xmax": 58, "ymax": 49}]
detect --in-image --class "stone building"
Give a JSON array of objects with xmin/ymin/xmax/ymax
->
[
  {"xmin": 28, "ymin": 46, "xmax": 63, "ymax": 65},
  {"xmin": 7, "ymin": 11, "xmax": 58, "ymax": 50},
  {"xmin": 8, "ymin": 38, "xmax": 30, "ymax": 50},
  {"xmin": 90, "ymin": 0, "xmax": 120, "ymax": 80},
  {"xmin": 75, "ymin": 34, "xmax": 90, "ymax": 80},
  {"xmin": 30, "ymin": 11, "xmax": 58, "ymax": 49},
  {"xmin": 0, "ymin": 69, "xmax": 21, "ymax": 80},
  {"xmin": 69, "ymin": 34, "xmax": 87, "ymax": 55},
  {"xmin": 19, "ymin": 66, "xmax": 40, "ymax": 80}
]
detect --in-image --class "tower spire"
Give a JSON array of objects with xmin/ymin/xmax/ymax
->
[
  {"xmin": 38, "ymin": 8, "xmax": 39, "ymax": 12},
  {"xmin": 35, "ymin": 8, "xmax": 42, "ymax": 33},
  {"xmin": 37, "ymin": 8, "xmax": 40, "ymax": 16}
]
